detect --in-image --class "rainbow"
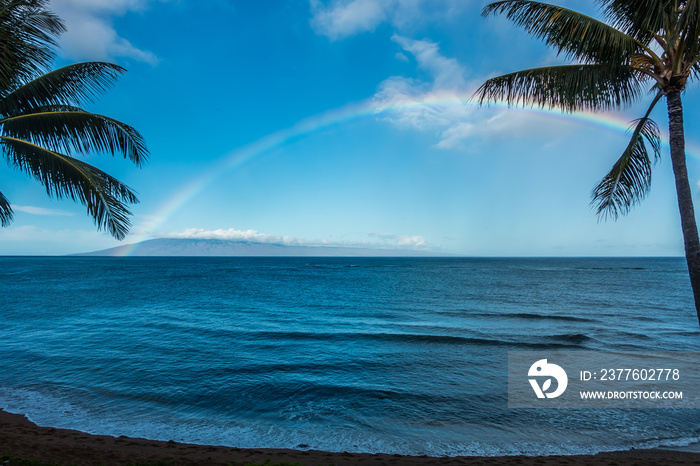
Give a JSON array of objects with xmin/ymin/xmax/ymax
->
[{"xmin": 118, "ymin": 90, "xmax": 700, "ymax": 256}]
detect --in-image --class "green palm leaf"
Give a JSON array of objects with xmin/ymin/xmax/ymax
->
[
  {"xmin": 591, "ymin": 93, "xmax": 662, "ymax": 219},
  {"xmin": 0, "ymin": 0, "xmax": 147, "ymax": 240},
  {"xmin": 600, "ymin": 0, "xmax": 674, "ymax": 44},
  {"xmin": 692, "ymin": 63, "xmax": 700, "ymax": 82},
  {"xmin": 0, "ymin": 62, "xmax": 125, "ymax": 116},
  {"xmin": 678, "ymin": 0, "xmax": 700, "ymax": 65},
  {"xmin": 0, "ymin": 136, "xmax": 138, "ymax": 239},
  {"xmin": 473, "ymin": 64, "xmax": 644, "ymax": 111},
  {"xmin": 0, "ymin": 0, "xmax": 64, "ymax": 91},
  {"xmin": 1, "ymin": 109, "xmax": 148, "ymax": 165},
  {"xmin": 0, "ymin": 188, "xmax": 12, "ymax": 226},
  {"xmin": 483, "ymin": 1, "xmax": 641, "ymax": 63}
]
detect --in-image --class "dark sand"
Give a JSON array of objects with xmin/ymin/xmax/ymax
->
[{"xmin": 1, "ymin": 409, "xmax": 699, "ymax": 465}]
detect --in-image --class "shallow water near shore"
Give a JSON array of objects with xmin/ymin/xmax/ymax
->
[{"xmin": 1, "ymin": 256, "xmax": 699, "ymax": 456}]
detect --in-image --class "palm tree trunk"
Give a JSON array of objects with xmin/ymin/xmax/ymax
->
[{"xmin": 666, "ymin": 89, "xmax": 700, "ymax": 327}]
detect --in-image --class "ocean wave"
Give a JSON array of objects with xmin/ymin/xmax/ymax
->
[
  {"xmin": 468, "ymin": 311, "xmax": 596, "ymax": 323},
  {"xmin": 2, "ymin": 386, "xmax": 700, "ymax": 457},
  {"xmin": 549, "ymin": 332, "xmax": 593, "ymax": 343},
  {"xmin": 241, "ymin": 329, "xmax": 593, "ymax": 349}
]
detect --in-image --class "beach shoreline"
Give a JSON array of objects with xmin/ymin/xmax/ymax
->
[{"xmin": 1, "ymin": 409, "xmax": 699, "ymax": 466}]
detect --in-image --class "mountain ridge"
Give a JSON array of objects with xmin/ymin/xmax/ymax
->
[{"xmin": 74, "ymin": 238, "xmax": 450, "ymax": 257}]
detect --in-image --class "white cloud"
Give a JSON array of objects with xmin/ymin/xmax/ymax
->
[
  {"xmin": 434, "ymin": 121, "xmax": 476, "ymax": 149},
  {"xmin": 311, "ymin": 3, "xmax": 561, "ymax": 148},
  {"xmin": 433, "ymin": 111, "xmax": 563, "ymax": 149},
  {"xmin": 309, "ymin": 0, "xmax": 466, "ymax": 40},
  {"xmin": 368, "ymin": 232, "xmax": 427, "ymax": 247},
  {"xmin": 310, "ymin": 0, "xmax": 387, "ymax": 40},
  {"xmin": 391, "ymin": 34, "xmax": 466, "ymax": 89},
  {"xmin": 372, "ymin": 35, "xmax": 474, "ymax": 148},
  {"xmin": 49, "ymin": 0, "xmax": 159, "ymax": 65},
  {"xmin": 158, "ymin": 227, "xmax": 433, "ymax": 250},
  {"xmin": 12, "ymin": 205, "xmax": 74, "ymax": 216},
  {"xmin": 372, "ymin": 35, "xmax": 574, "ymax": 149},
  {"xmin": 395, "ymin": 51, "xmax": 409, "ymax": 62},
  {"xmin": 159, "ymin": 228, "xmax": 302, "ymax": 245}
]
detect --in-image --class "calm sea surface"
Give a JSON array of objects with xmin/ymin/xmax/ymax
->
[{"xmin": 1, "ymin": 256, "xmax": 699, "ymax": 456}]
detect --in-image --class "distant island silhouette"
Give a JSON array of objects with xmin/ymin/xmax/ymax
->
[{"xmin": 75, "ymin": 238, "xmax": 451, "ymax": 257}]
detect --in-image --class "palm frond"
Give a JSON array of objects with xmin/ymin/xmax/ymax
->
[
  {"xmin": 591, "ymin": 92, "xmax": 663, "ymax": 219},
  {"xmin": 0, "ymin": 188, "xmax": 13, "ymax": 226},
  {"xmin": 0, "ymin": 136, "xmax": 138, "ymax": 239},
  {"xmin": 0, "ymin": 0, "xmax": 64, "ymax": 92},
  {"xmin": 483, "ymin": 0, "xmax": 641, "ymax": 64},
  {"xmin": 14, "ymin": 103, "xmax": 88, "ymax": 113},
  {"xmin": 598, "ymin": 0, "xmax": 673, "ymax": 44},
  {"xmin": 678, "ymin": 0, "xmax": 700, "ymax": 66},
  {"xmin": 691, "ymin": 62, "xmax": 700, "ymax": 82},
  {"xmin": 1, "ymin": 109, "xmax": 149, "ymax": 165},
  {"xmin": 472, "ymin": 64, "xmax": 645, "ymax": 111},
  {"xmin": 0, "ymin": 62, "xmax": 125, "ymax": 116},
  {"xmin": 630, "ymin": 53, "xmax": 660, "ymax": 75}
]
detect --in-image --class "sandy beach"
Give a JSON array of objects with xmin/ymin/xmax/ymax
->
[{"xmin": 0, "ymin": 409, "xmax": 698, "ymax": 466}]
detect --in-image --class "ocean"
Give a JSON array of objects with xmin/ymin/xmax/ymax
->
[{"xmin": 1, "ymin": 256, "xmax": 699, "ymax": 456}]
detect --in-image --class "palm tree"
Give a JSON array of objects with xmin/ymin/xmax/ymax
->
[
  {"xmin": 474, "ymin": 0, "xmax": 700, "ymax": 327},
  {"xmin": 0, "ymin": 0, "xmax": 148, "ymax": 240}
]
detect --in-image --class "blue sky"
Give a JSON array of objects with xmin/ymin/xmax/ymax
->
[{"xmin": 2, "ymin": 0, "xmax": 699, "ymax": 255}]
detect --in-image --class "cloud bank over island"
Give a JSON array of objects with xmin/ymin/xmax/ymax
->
[{"xmin": 156, "ymin": 227, "xmax": 433, "ymax": 250}]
